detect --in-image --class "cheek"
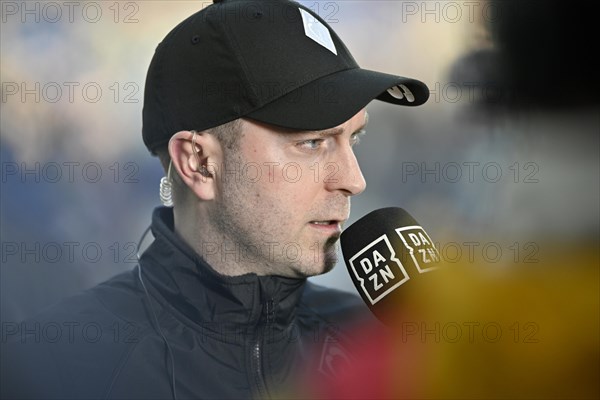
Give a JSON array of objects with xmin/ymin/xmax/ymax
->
[
  {"xmin": 242, "ymin": 149, "xmax": 321, "ymax": 204},
  {"xmin": 277, "ymin": 163, "xmax": 304, "ymax": 186},
  {"xmin": 241, "ymin": 166, "xmax": 316, "ymax": 221},
  {"xmin": 272, "ymin": 163, "xmax": 322, "ymax": 198}
]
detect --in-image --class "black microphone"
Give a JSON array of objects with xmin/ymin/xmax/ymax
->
[{"xmin": 340, "ymin": 207, "xmax": 441, "ymax": 326}]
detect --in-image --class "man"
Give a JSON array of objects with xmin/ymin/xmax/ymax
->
[{"xmin": 1, "ymin": 0, "xmax": 428, "ymax": 398}]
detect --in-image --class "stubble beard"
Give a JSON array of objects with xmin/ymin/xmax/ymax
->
[
  {"xmin": 318, "ymin": 235, "xmax": 341, "ymax": 275},
  {"xmin": 207, "ymin": 191, "xmax": 340, "ymax": 278},
  {"xmin": 205, "ymin": 153, "xmax": 339, "ymax": 278}
]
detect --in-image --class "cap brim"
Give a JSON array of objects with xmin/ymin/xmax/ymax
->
[{"xmin": 245, "ymin": 68, "xmax": 429, "ymax": 131}]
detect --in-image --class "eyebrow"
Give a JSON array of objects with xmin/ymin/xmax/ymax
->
[{"xmin": 302, "ymin": 111, "xmax": 370, "ymax": 138}]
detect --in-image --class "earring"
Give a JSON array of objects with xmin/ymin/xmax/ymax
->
[{"xmin": 159, "ymin": 161, "xmax": 174, "ymax": 207}]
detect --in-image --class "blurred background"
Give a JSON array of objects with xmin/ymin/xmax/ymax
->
[{"xmin": 1, "ymin": 0, "xmax": 598, "ymax": 398}]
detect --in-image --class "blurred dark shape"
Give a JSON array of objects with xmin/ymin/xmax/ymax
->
[
  {"xmin": 448, "ymin": 48, "xmax": 508, "ymax": 115},
  {"xmin": 450, "ymin": 0, "xmax": 599, "ymax": 113}
]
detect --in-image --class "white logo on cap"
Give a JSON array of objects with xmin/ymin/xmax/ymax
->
[
  {"xmin": 299, "ymin": 8, "xmax": 337, "ymax": 55},
  {"xmin": 387, "ymin": 84, "xmax": 415, "ymax": 103}
]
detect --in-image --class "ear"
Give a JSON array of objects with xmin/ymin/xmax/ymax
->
[{"xmin": 168, "ymin": 130, "xmax": 222, "ymax": 201}]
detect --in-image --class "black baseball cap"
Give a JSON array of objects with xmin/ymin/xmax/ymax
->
[{"xmin": 142, "ymin": 0, "xmax": 429, "ymax": 154}]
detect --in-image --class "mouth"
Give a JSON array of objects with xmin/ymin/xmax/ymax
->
[{"xmin": 309, "ymin": 220, "xmax": 344, "ymax": 234}]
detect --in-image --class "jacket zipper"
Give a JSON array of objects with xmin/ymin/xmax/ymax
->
[
  {"xmin": 252, "ymin": 334, "xmax": 268, "ymax": 399},
  {"xmin": 251, "ymin": 299, "xmax": 274, "ymax": 399}
]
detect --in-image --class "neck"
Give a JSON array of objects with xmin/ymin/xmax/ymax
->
[{"xmin": 143, "ymin": 207, "xmax": 308, "ymax": 330}]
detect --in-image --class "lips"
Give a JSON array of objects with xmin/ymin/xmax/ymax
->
[
  {"xmin": 309, "ymin": 217, "xmax": 346, "ymax": 225},
  {"xmin": 308, "ymin": 219, "xmax": 346, "ymax": 235},
  {"xmin": 310, "ymin": 220, "xmax": 337, "ymax": 225}
]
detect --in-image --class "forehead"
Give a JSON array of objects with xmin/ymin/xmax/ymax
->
[{"xmin": 240, "ymin": 109, "xmax": 369, "ymax": 139}]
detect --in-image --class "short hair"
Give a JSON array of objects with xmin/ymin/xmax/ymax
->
[{"xmin": 155, "ymin": 119, "xmax": 243, "ymax": 175}]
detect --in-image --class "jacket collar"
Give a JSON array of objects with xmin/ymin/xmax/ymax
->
[{"xmin": 139, "ymin": 207, "xmax": 307, "ymax": 329}]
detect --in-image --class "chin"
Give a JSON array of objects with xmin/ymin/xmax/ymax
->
[
  {"xmin": 286, "ymin": 237, "xmax": 340, "ymax": 278},
  {"xmin": 320, "ymin": 253, "xmax": 338, "ymax": 274},
  {"xmin": 299, "ymin": 249, "xmax": 339, "ymax": 278}
]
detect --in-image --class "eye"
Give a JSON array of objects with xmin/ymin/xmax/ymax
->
[
  {"xmin": 297, "ymin": 138, "xmax": 324, "ymax": 150},
  {"xmin": 350, "ymin": 130, "xmax": 366, "ymax": 146}
]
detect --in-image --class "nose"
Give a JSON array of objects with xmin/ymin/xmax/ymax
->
[{"xmin": 325, "ymin": 144, "xmax": 367, "ymax": 196}]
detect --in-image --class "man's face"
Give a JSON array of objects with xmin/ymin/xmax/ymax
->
[{"xmin": 207, "ymin": 110, "xmax": 368, "ymax": 278}]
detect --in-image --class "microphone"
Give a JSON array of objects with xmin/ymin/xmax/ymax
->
[{"xmin": 340, "ymin": 207, "xmax": 441, "ymax": 326}]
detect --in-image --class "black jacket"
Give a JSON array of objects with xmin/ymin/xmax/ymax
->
[{"xmin": 1, "ymin": 208, "xmax": 373, "ymax": 399}]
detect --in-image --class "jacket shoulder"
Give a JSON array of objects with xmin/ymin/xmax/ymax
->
[
  {"xmin": 298, "ymin": 281, "xmax": 376, "ymax": 328},
  {"xmin": 1, "ymin": 269, "xmax": 155, "ymax": 399}
]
